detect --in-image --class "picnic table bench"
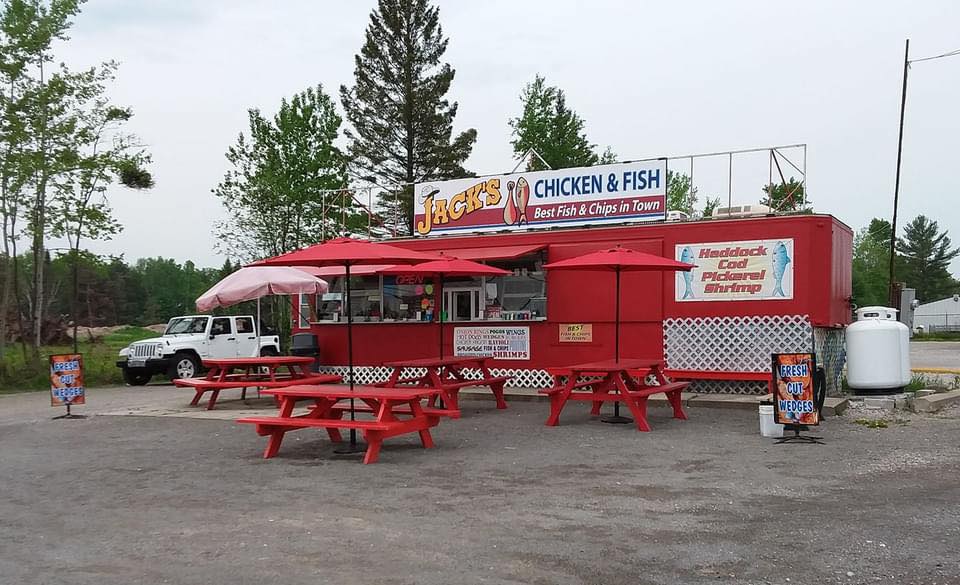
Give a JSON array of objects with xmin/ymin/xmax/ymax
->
[
  {"xmin": 237, "ymin": 384, "xmax": 443, "ymax": 464},
  {"xmin": 540, "ymin": 359, "xmax": 689, "ymax": 432},
  {"xmin": 379, "ymin": 356, "xmax": 510, "ymax": 414},
  {"xmin": 173, "ymin": 356, "xmax": 340, "ymax": 409}
]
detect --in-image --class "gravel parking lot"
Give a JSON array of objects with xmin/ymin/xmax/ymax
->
[
  {"xmin": 911, "ymin": 341, "xmax": 960, "ymax": 370},
  {"xmin": 1, "ymin": 388, "xmax": 958, "ymax": 585}
]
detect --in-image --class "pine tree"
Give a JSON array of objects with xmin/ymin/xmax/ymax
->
[
  {"xmin": 340, "ymin": 0, "xmax": 476, "ymax": 235},
  {"xmin": 509, "ymin": 75, "xmax": 598, "ymax": 171},
  {"xmin": 896, "ymin": 215, "xmax": 959, "ymax": 302}
]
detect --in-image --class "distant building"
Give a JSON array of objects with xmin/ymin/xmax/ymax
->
[{"xmin": 913, "ymin": 295, "xmax": 960, "ymax": 332}]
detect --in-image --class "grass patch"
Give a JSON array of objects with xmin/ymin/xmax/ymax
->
[
  {"xmin": 854, "ymin": 418, "xmax": 889, "ymax": 429},
  {"xmin": 912, "ymin": 331, "xmax": 960, "ymax": 341},
  {"xmin": 0, "ymin": 327, "xmax": 160, "ymax": 393},
  {"xmin": 905, "ymin": 374, "xmax": 927, "ymax": 392}
]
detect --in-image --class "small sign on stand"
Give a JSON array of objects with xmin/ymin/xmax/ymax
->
[
  {"xmin": 50, "ymin": 353, "xmax": 86, "ymax": 420},
  {"xmin": 771, "ymin": 352, "xmax": 823, "ymax": 444}
]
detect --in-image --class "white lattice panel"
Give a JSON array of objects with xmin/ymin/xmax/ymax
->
[
  {"xmin": 662, "ymin": 314, "xmax": 813, "ymax": 395},
  {"xmin": 814, "ymin": 327, "xmax": 846, "ymax": 396},
  {"xmin": 664, "ymin": 314, "xmax": 812, "ymax": 372},
  {"xmin": 316, "ymin": 365, "xmax": 554, "ymax": 388},
  {"xmin": 686, "ymin": 380, "xmax": 770, "ymax": 395}
]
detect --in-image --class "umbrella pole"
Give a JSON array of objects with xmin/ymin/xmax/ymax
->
[
  {"xmin": 615, "ymin": 267, "xmax": 620, "ymax": 364},
  {"xmin": 603, "ymin": 266, "xmax": 632, "ymax": 424},
  {"xmin": 335, "ymin": 263, "xmax": 364, "ymax": 454},
  {"xmin": 438, "ymin": 278, "xmax": 444, "ymax": 359},
  {"xmin": 256, "ymin": 297, "xmax": 261, "ymax": 339},
  {"xmin": 437, "ymin": 277, "xmax": 446, "ymax": 410}
]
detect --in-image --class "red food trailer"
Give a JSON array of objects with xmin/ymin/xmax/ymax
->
[{"xmin": 294, "ymin": 212, "xmax": 852, "ymax": 395}]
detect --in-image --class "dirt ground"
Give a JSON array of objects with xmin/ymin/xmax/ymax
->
[{"xmin": 1, "ymin": 387, "xmax": 958, "ymax": 585}]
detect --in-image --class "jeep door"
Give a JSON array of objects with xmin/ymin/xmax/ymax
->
[
  {"xmin": 208, "ymin": 317, "xmax": 238, "ymax": 358},
  {"xmin": 234, "ymin": 316, "xmax": 259, "ymax": 357}
]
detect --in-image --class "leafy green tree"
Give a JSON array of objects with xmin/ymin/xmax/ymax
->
[
  {"xmin": 133, "ymin": 257, "xmax": 221, "ymax": 320},
  {"xmin": 701, "ymin": 196, "xmax": 721, "ymax": 218},
  {"xmin": 509, "ymin": 75, "xmax": 598, "ymax": 171},
  {"xmin": 852, "ymin": 218, "xmax": 892, "ymax": 307},
  {"xmin": 666, "ymin": 171, "xmax": 722, "ymax": 218},
  {"xmin": 0, "ymin": 0, "xmax": 150, "ymax": 351},
  {"xmin": 761, "ymin": 177, "xmax": 810, "ymax": 212},
  {"xmin": 103, "ymin": 255, "xmax": 146, "ymax": 325},
  {"xmin": 0, "ymin": 0, "xmax": 85, "ymax": 352},
  {"xmin": 48, "ymin": 96, "xmax": 153, "ymax": 349},
  {"xmin": 340, "ymin": 0, "xmax": 476, "ymax": 234},
  {"xmin": 214, "ymin": 85, "xmax": 353, "ymax": 260},
  {"xmin": 666, "ymin": 171, "xmax": 697, "ymax": 215},
  {"xmin": 896, "ymin": 215, "xmax": 959, "ymax": 302}
]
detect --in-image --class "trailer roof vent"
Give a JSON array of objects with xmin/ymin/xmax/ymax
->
[{"xmin": 711, "ymin": 203, "xmax": 774, "ymax": 218}]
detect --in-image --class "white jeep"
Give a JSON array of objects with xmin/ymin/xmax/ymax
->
[{"xmin": 116, "ymin": 315, "xmax": 281, "ymax": 386}]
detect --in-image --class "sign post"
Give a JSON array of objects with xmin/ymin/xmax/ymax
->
[
  {"xmin": 50, "ymin": 353, "xmax": 86, "ymax": 420},
  {"xmin": 770, "ymin": 352, "xmax": 824, "ymax": 444}
]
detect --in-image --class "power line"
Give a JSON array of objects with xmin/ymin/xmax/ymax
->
[{"xmin": 910, "ymin": 47, "xmax": 960, "ymax": 64}]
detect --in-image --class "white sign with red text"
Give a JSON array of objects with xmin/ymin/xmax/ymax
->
[
  {"xmin": 674, "ymin": 239, "xmax": 794, "ymax": 301},
  {"xmin": 453, "ymin": 326, "xmax": 530, "ymax": 360}
]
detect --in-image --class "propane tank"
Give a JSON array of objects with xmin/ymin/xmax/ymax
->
[{"xmin": 846, "ymin": 306, "xmax": 911, "ymax": 392}]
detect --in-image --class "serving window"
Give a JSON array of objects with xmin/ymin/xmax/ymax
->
[
  {"xmin": 302, "ymin": 250, "xmax": 548, "ymax": 325},
  {"xmin": 383, "ymin": 275, "xmax": 436, "ymax": 321},
  {"xmin": 312, "ymin": 275, "xmax": 382, "ymax": 322},
  {"xmin": 484, "ymin": 253, "xmax": 547, "ymax": 320}
]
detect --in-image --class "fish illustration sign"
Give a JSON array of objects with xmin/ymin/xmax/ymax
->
[
  {"xmin": 413, "ymin": 160, "xmax": 667, "ymax": 236},
  {"xmin": 674, "ymin": 239, "xmax": 794, "ymax": 301}
]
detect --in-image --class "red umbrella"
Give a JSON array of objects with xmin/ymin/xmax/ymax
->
[
  {"xmin": 544, "ymin": 245, "xmax": 695, "ymax": 423},
  {"xmin": 255, "ymin": 237, "xmax": 437, "ymax": 451},
  {"xmin": 381, "ymin": 255, "xmax": 511, "ymax": 359}
]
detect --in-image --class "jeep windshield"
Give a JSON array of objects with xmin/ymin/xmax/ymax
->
[{"xmin": 164, "ymin": 317, "xmax": 209, "ymax": 335}]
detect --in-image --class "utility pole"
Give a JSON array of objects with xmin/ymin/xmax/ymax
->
[{"xmin": 888, "ymin": 39, "xmax": 909, "ymax": 308}]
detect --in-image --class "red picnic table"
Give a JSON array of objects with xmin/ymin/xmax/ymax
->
[
  {"xmin": 173, "ymin": 356, "xmax": 340, "ymax": 410},
  {"xmin": 540, "ymin": 359, "xmax": 689, "ymax": 432},
  {"xmin": 236, "ymin": 384, "xmax": 443, "ymax": 464},
  {"xmin": 380, "ymin": 356, "xmax": 511, "ymax": 414}
]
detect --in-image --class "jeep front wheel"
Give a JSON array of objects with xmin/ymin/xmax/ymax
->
[
  {"xmin": 169, "ymin": 353, "xmax": 201, "ymax": 380},
  {"xmin": 123, "ymin": 369, "xmax": 152, "ymax": 386}
]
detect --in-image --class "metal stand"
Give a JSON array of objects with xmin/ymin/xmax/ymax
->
[
  {"xmin": 601, "ymin": 402, "xmax": 633, "ymax": 424},
  {"xmin": 775, "ymin": 425, "xmax": 824, "ymax": 444},
  {"xmin": 332, "ymin": 441, "xmax": 366, "ymax": 455},
  {"xmin": 602, "ymin": 269, "xmax": 633, "ymax": 425},
  {"xmin": 52, "ymin": 403, "xmax": 86, "ymax": 420},
  {"xmin": 333, "ymin": 263, "xmax": 365, "ymax": 457}
]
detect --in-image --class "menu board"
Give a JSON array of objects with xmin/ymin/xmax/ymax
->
[
  {"xmin": 771, "ymin": 353, "xmax": 818, "ymax": 426},
  {"xmin": 50, "ymin": 353, "xmax": 85, "ymax": 407},
  {"xmin": 454, "ymin": 326, "xmax": 530, "ymax": 360},
  {"xmin": 675, "ymin": 239, "xmax": 794, "ymax": 301},
  {"xmin": 559, "ymin": 324, "xmax": 592, "ymax": 343}
]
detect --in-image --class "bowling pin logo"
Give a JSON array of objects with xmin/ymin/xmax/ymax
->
[
  {"xmin": 504, "ymin": 180, "xmax": 519, "ymax": 225},
  {"xmin": 515, "ymin": 177, "xmax": 530, "ymax": 225},
  {"xmin": 502, "ymin": 177, "xmax": 530, "ymax": 227}
]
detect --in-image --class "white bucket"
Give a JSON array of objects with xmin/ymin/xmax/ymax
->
[{"xmin": 759, "ymin": 404, "xmax": 784, "ymax": 438}]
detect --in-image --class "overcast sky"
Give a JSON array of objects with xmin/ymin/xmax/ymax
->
[{"xmin": 61, "ymin": 0, "xmax": 960, "ymax": 271}]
